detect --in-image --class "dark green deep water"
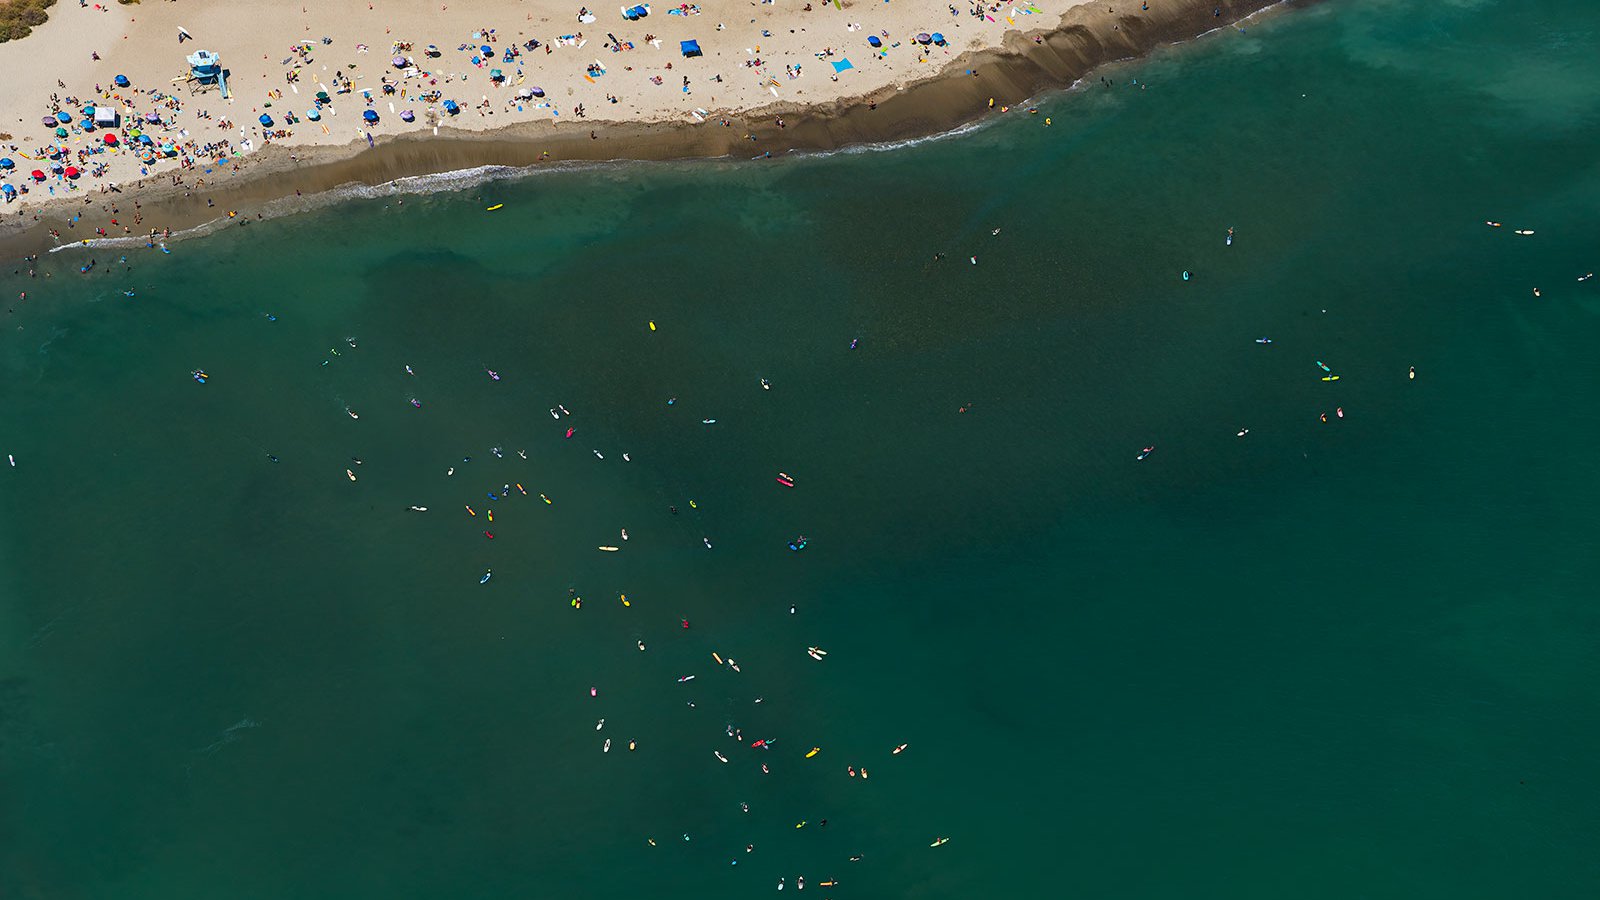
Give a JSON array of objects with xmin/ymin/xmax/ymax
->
[{"xmin": 3, "ymin": 0, "xmax": 1599, "ymax": 896}]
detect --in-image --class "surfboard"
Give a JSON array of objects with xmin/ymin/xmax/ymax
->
[
  {"xmin": 806, "ymin": 747, "xmax": 820, "ymax": 758},
  {"xmin": 486, "ymin": 204, "xmax": 503, "ymax": 211},
  {"xmin": 598, "ymin": 546, "xmax": 619, "ymax": 552}
]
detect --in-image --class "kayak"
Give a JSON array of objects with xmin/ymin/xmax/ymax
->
[
  {"xmin": 486, "ymin": 204, "xmax": 503, "ymax": 211},
  {"xmin": 776, "ymin": 472, "xmax": 795, "ymax": 487},
  {"xmin": 598, "ymin": 546, "xmax": 619, "ymax": 552},
  {"xmin": 805, "ymin": 747, "xmax": 820, "ymax": 758}
]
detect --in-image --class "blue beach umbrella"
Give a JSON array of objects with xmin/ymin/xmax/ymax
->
[
  {"xmin": 259, "ymin": 114, "xmax": 274, "ymax": 127},
  {"xmin": 55, "ymin": 111, "xmax": 72, "ymax": 123},
  {"xmin": 443, "ymin": 99, "xmax": 460, "ymax": 115},
  {"xmin": 0, "ymin": 157, "xmax": 12, "ymax": 169},
  {"xmin": 80, "ymin": 119, "xmax": 95, "ymax": 130},
  {"xmin": 306, "ymin": 107, "xmax": 321, "ymax": 121},
  {"xmin": 481, "ymin": 44, "xmax": 492, "ymax": 55},
  {"xmin": 362, "ymin": 109, "xmax": 379, "ymax": 123},
  {"xmin": 114, "ymin": 74, "xmax": 130, "ymax": 87},
  {"xmin": 932, "ymin": 32, "xmax": 946, "ymax": 45},
  {"xmin": 867, "ymin": 35, "xmax": 881, "ymax": 48}
]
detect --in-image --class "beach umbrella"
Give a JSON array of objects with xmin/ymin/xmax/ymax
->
[
  {"xmin": 400, "ymin": 109, "xmax": 415, "ymax": 122},
  {"xmin": 103, "ymin": 133, "xmax": 118, "ymax": 145},
  {"xmin": 315, "ymin": 90, "xmax": 330, "ymax": 102},
  {"xmin": 31, "ymin": 170, "xmax": 45, "ymax": 181},
  {"xmin": 114, "ymin": 74, "xmax": 130, "ymax": 87},
  {"xmin": 137, "ymin": 134, "xmax": 153, "ymax": 145},
  {"xmin": 425, "ymin": 44, "xmax": 440, "ymax": 56},
  {"xmin": 867, "ymin": 35, "xmax": 882, "ymax": 48},
  {"xmin": 56, "ymin": 111, "xmax": 72, "ymax": 123},
  {"xmin": 128, "ymin": 128, "xmax": 141, "ymax": 138},
  {"xmin": 442, "ymin": 99, "xmax": 460, "ymax": 114},
  {"xmin": 81, "ymin": 105, "xmax": 95, "ymax": 116},
  {"xmin": 1, "ymin": 184, "xmax": 16, "ymax": 197},
  {"xmin": 530, "ymin": 86, "xmax": 545, "ymax": 97},
  {"xmin": 81, "ymin": 119, "xmax": 96, "ymax": 131},
  {"xmin": 41, "ymin": 116, "xmax": 56, "ymax": 126},
  {"xmin": 259, "ymin": 114, "xmax": 274, "ymax": 127},
  {"xmin": 55, "ymin": 127, "xmax": 69, "ymax": 138},
  {"xmin": 392, "ymin": 55, "xmax": 407, "ymax": 68},
  {"xmin": 145, "ymin": 112, "xmax": 162, "ymax": 123},
  {"xmin": 517, "ymin": 86, "xmax": 534, "ymax": 99},
  {"xmin": 306, "ymin": 107, "xmax": 321, "ymax": 121},
  {"xmin": 64, "ymin": 166, "xmax": 79, "ymax": 178},
  {"xmin": 932, "ymin": 32, "xmax": 946, "ymax": 45},
  {"xmin": 916, "ymin": 33, "xmax": 931, "ymax": 44},
  {"xmin": 50, "ymin": 162, "xmax": 62, "ymax": 173},
  {"xmin": 489, "ymin": 68, "xmax": 504, "ymax": 81},
  {"xmin": 481, "ymin": 44, "xmax": 492, "ymax": 55},
  {"xmin": 0, "ymin": 158, "xmax": 13, "ymax": 169},
  {"xmin": 362, "ymin": 109, "xmax": 379, "ymax": 123}
]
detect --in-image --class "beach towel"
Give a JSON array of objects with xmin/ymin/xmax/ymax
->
[{"xmin": 832, "ymin": 58, "xmax": 854, "ymax": 73}]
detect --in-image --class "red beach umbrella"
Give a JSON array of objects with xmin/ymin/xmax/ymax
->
[
  {"xmin": 64, "ymin": 166, "xmax": 80, "ymax": 178},
  {"xmin": 103, "ymin": 133, "xmax": 119, "ymax": 146},
  {"xmin": 31, "ymin": 169, "xmax": 45, "ymax": 180}
]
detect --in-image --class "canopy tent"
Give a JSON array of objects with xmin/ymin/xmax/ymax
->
[
  {"xmin": 680, "ymin": 39, "xmax": 701, "ymax": 57},
  {"xmin": 831, "ymin": 58, "xmax": 854, "ymax": 73},
  {"xmin": 94, "ymin": 106, "xmax": 119, "ymax": 127}
]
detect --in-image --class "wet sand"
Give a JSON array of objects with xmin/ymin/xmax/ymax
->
[{"xmin": 2, "ymin": 0, "xmax": 1300, "ymax": 258}]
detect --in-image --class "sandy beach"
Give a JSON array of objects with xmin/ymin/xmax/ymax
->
[{"xmin": 0, "ymin": 0, "xmax": 1289, "ymax": 252}]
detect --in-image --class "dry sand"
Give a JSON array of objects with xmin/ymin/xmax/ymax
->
[{"xmin": 0, "ymin": 0, "xmax": 1292, "ymax": 251}]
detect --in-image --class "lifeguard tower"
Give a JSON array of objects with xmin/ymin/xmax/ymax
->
[{"xmin": 182, "ymin": 50, "xmax": 229, "ymax": 99}]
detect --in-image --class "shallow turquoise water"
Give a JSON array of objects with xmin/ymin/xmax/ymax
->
[{"xmin": 3, "ymin": 0, "xmax": 1599, "ymax": 896}]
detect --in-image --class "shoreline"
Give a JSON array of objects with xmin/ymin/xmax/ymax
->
[{"xmin": 3, "ymin": 0, "xmax": 1301, "ymax": 258}]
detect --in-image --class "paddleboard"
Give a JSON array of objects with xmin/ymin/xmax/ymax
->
[
  {"xmin": 598, "ymin": 546, "xmax": 619, "ymax": 552},
  {"xmin": 486, "ymin": 204, "xmax": 503, "ymax": 211},
  {"xmin": 806, "ymin": 747, "xmax": 820, "ymax": 758}
]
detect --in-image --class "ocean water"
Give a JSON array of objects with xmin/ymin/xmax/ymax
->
[{"xmin": 4, "ymin": 0, "xmax": 1599, "ymax": 896}]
